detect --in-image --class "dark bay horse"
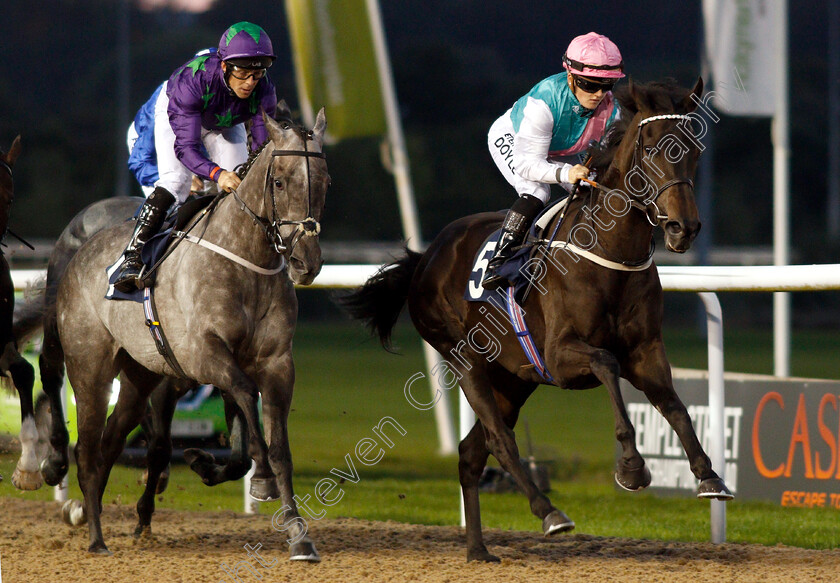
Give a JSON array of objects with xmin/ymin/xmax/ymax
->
[
  {"xmin": 55, "ymin": 110, "xmax": 328, "ymax": 556},
  {"xmin": 0, "ymin": 136, "xmax": 38, "ymax": 490},
  {"xmin": 342, "ymin": 79, "xmax": 732, "ymax": 562}
]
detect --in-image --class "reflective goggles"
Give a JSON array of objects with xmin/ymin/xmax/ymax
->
[
  {"xmin": 229, "ymin": 65, "xmax": 267, "ymax": 81},
  {"xmin": 573, "ymin": 75, "xmax": 616, "ymax": 94}
]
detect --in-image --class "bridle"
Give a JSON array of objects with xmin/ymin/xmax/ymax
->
[
  {"xmin": 627, "ymin": 113, "xmax": 695, "ymax": 226},
  {"xmin": 536, "ymin": 112, "xmax": 697, "ymax": 274},
  {"xmin": 0, "ymin": 158, "xmax": 12, "ymax": 178},
  {"xmin": 232, "ymin": 126, "xmax": 325, "ymax": 256}
]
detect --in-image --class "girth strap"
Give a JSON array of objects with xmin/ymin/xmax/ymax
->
[{"xmin": 143, "ymin": 287, "xmax": 188, "ymax": 378}]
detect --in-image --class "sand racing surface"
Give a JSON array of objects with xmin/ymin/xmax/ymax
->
[{"xmin": 0, "ymin": 497, "xmax": 838, "ymax": 582}]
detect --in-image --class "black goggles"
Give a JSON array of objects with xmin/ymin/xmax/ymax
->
[
  {"xmin": 573, "ymin": 75, "xmax": 616, "ymax": 94},
  {"xmin": 229, "ymin": 65, "xmax": 267, "ymax": 81}
]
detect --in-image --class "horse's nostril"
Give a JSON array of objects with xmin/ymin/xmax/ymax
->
[
  {"xmin": 290, "ymin": 257, "xmax": 307, "ymax": 272},
  {"xmin": 665, "ymin": 221, "xmax": 683, "ymax": 236}
]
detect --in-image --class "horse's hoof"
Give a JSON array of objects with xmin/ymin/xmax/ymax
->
[
  {"xmin": 249, "ymin": 477, "xmax": 281, "ymax": 502},
  {"xmin": 133, "ymin": 524, "xmax": 152, "ymax": 539},
  {"xmin": 40, "ymin": 455, "xmax": 68, "ymax": 487},
  {"xmin": 615, "ymin": 463, "xmax": 652, "ymax": 492},
  {"xmin": 467, "ymin": 547, "xmax": 500, "ymax": 563},
  {"xmin": 87, "ymin": 543, "xmax": 113, "ymax": 556},
  {"xmin": 697, "ymin": 478, "xmax": 734, "ymax": 500},
  {"xmin": 11, "ymin": 465, "xmax": 43, "ymax": 491},
  {"xmin": 542, "ymin": 509, "xmax": 575, "ymax": 536},
  {"xmin": 61, "ymin": 499, "xmax": 87, "ymax": 526},
  {"xmin": 156, "ymin": 471, "xmax": 170, "ymax": 495},
  {"xmin": 290, "ymin": 541, "xmax": 321, "ymax": 562},
  {"xmin": 184, "ymin": 448, "xmax": 218, "ymax": 483}
]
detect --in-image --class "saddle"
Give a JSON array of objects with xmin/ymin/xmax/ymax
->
[
  {"xmin": 465, "ymin": 196, "xmax": 571, "ymax": 304},
  {"xmin": 106, "ymin": 194, "xmax": 218, "ymax": 302}
]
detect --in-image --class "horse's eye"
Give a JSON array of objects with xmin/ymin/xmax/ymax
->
[
  {"xmin": 281, "ymin": 122, "xmax": 291, "ymax": 130},
  {"xmin": 644, "ymin": 146, "xmax": 654, "ymax": 155},
  {"xmin": 274, "ymin": 179, "xmax": 284, "ymax": 189}
]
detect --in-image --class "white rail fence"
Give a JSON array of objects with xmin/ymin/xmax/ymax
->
[{"xmin": 13, "ymin": 263, "xmax": 840, "ymax": 540}]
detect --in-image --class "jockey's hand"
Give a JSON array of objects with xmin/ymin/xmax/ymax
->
[
  {"xmin": 217, "ymin": 170, "xmax": 241, "ymax": 193},
  {"xmin": 567, "ymin": 164, "xmax": 591, "ymax": 184}
]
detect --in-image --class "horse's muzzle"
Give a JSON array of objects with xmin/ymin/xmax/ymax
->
[{"xmin": 663, "ymin": 219, "xmax": 701, "ymax": 253}]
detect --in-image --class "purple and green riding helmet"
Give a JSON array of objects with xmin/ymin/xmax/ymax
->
[{"xmin": 218, "ymin": 21, "xmax": 276, "ymax": 69}]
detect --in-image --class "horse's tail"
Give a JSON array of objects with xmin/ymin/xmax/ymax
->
[
  {"xmin": 13, "ymin": 276, "xmax": 46, "ymax": 346},
  {"xmin": 338, "ymin": 249, "xmax": 423, "ymax": 351}
]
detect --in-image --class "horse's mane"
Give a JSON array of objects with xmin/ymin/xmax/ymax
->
[
  {"xmin": 234, "ymin": 110, "xmax": 305, "ymax": 180},
  {"xmin": 587, "ymin": 78, "xmax": 694, "ymax": 175},
  {"xmin": 235, "ymin": 139, "xmax": 270, "ymax": 180}
]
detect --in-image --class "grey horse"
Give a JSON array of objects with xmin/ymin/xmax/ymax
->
[{"xmin": 55, "ymin": 109, "xmax": 328, "ymax": 557}]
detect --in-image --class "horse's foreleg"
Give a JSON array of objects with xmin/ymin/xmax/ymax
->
[
  {"xmin": 579, "ymin": 345, "xmax": 651, "ymax": 491},
  {"xmin": 209, "ymin": 355, "xmax": 279, "ymax": 502},
  {"xmin": 183, "ymin": 390, "xmax": 249, "ymax": 485},
  {"xmin": 458, "ymin": 420, "xmax": 495, "ymax": 562},
  {"xmin": 260, "ymin": 353, "xmax": 319, "ymax": 562},
  {"xmin": 625, "ymin": 342, "xmax": 733, "ymax": 499}
]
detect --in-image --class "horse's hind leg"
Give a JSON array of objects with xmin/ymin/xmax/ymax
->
[
  {"xmin": 2, "ymin": 343, "xmax": 40, "ymax": 490},
  {"xmin": 459, "ymin": 366, "xmax": 572, "ymax": 545},
  {"xmin": 135, "ymin": 377, "xmax": 181, "ymax": 537},
  {"xmin": 459, "ymin": 420, "xmax": 495, "ymax": 562},
  {"xmin": 183, "ymin": 390, "xmax": 250, "ymax": 486},
  {"xmin": 37, "ymin": 317, "xmax": 70, "ymax": 487}
]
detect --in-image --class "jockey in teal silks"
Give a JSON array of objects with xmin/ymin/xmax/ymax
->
[
  {"xmin": 482, "ymin": 32, "xmax": 625, "ymax": 290},
  {"xmin": 114, "ymin": 21, "xmax": 278, "ymax": 293}
]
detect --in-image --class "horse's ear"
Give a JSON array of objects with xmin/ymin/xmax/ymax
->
[
  {"xmin": 275, "ymin": 99, "xmax": 292, "ymax": 120},
  {"xmin": 263, "ymin": 109, "xmax": 283, "ymax": 144},
  {"xmin": 312, "ymin": 108, "xmax": 327, "ymax": 142},
  {"xmin": 6, "ymin": 135, "xmax": 21, "ymax": 167},
  {"xmin": 682, "ymin": 77, "xmax": 704, "ymax": 113},
  {"xmin": 624, "ymin": 77, "xmax": 640, "ymax": 114}
]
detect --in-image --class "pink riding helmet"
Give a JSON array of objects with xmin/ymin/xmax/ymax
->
[{"xmin": 562, "ymin": 32, "xmax": 625, "ymax": 79}]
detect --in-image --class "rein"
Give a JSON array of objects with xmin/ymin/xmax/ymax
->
[{"xmin": 142, "ymin": 133, "xmax": 325, "ymax": 281}]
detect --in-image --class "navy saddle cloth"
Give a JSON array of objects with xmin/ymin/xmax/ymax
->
[
  {"xmin": 464, "ymin": 196, "xmax": 569, "ymax": 304},
  {"xmin": 106, "ymin": 194, "xmax": 217, "ymax": 302}
]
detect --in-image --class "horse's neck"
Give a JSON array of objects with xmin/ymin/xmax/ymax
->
[
  {"xmin": 577, "ymin": 168, "xmax": 655, "ymax": 262},
  {"xmin": 203, "ymin": 165, "xmax": 279, "ymax": 266}
]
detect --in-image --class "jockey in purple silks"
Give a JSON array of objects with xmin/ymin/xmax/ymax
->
[
  {"xmin": 114, "ymin": 21, "xmax": 278, "ymax": 293},
  {"xmin": 482, "ymin": 32, "xmax": 626, "ymax": 291}
]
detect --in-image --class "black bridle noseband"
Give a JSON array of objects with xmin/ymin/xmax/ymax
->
[{"xmin": 233, "ymin": 128, "xmax": 325, "ymax": 256}]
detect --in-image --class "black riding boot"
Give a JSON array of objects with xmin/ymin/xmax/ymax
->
[
  {"xmin": 481, "ymin": 194, "xmax": 544, "ymax": 291},
  {"xmin": 113, "ymin": 186, "xmax": 176, "ymax": 293}
]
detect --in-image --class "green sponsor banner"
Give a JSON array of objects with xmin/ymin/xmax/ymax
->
[{"xmin": 285, "ymin": 0, "xmax": 386, "ymax": 140}]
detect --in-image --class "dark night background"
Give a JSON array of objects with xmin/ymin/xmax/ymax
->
[{"xmin": 0, "ymin": 0, "xmax": 837, "ymax": 325}]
